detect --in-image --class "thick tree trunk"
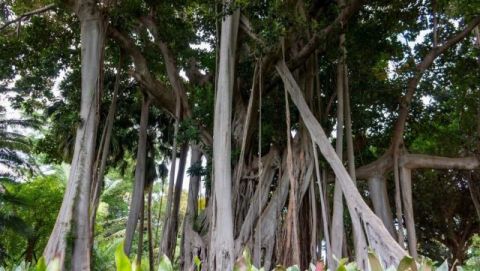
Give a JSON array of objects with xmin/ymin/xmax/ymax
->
[
  {"xmin": 276, "ymin": 61, "xmax": 407, "ymax": 267},
  {"xmin": 43, "ymin": 1, "xmax": 104, "ymax": 269},
  {"xmin": 234, "ymin": 148, "xmax": 279, "ymax": 257},
  {"xmin": 208, "ymin": 3, "xmax": 240, "ymax": 270},
  {"xmin": 124, "ymin": 96, "xmax": 150, "ymax": 255},
  {"xmin": 161, "ymin": 144, "xmax": 188, "ymax": 259},
  {"xmin": 367, "ymin": 175, "xmax": 395, "ymax": 236}
]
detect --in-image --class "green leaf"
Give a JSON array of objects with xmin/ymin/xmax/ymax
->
[
  {"xmin": 368, "ymin": 251, "xmax": 384, "ymax": 271},
  {"xmin": 115, "ymin": 243, "xmax": 132, "ymax": 271},
  {"xmin": 158, "ymin": 255, "xmax": 173, "ymax": 271},
  {"xmin": 243, "ymin": 248, "xmax": 252, "ymax": 267},
  {"xmin": 193, "ymin": 255, "xmax": 201, "ymax": 271},
  {"xmin": 36, "ymin": 257, "xmax": 47, "ymax": 271},
  {"xmin": 397, "ymin": 256, "xmax": 417, "ymax": 271}
]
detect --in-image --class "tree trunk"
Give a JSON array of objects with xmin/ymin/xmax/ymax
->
[
  {"xmin": 209, "ymin": 2, "xmax": 240, "ymax": 270},
  {"xmin": 276, "ymin": 61, "xmax": 407, "ymax": 267},
  {"xmin": 331, "ymin": 36, "xmax": 345, "ymax": 263},
  {"xmin": 124, "ymin": 96, "xmax": 150, "ymax": 255},
  {"xmin": 344, "ymin": 63, "xmax": 368, "ymax": 270},
  {"xmin": 43, "ymin": 1, "xmax": 104, "ymax": 268},
  {"xmin": 181, "ymin": 146, "xmax": 203, "ymax": 270},
  {"xmin": 312, "ymin": 141, "xmax": 333, "ymax": 268},
  {"xmin": 399, "ymin": 167, "xmax": 417, "ymax": 259},
  {"xmin": 159, "ymin": 79, "xmax": 181, "ymax": 257},
  {"xmin": 282, "ymin": 86, "xmax": 301, "ymax": 266},
  {"xmin": 90, "ymin": 50, "xmax": 122, "ymax": 233},
  {"xmin": 161, "ymin": 144, "xmax": 188, "ymax": 259},
  {"xmin": 367, "ymin": 175, "xmax": 395, "ymax": 236},
  {"xmin": 136, "ymin": 193, "xmax": 145, "ymax": 267},
  {"xmin": 147, "ymin": 185, "xmax": 154, "ymax": 271}
]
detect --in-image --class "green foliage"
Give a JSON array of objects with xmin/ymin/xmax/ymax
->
[
  {"xmin": 157, "ymin": 255, "xmax": 173, "ymax": 271},
  {"xmin": 115, "ymin": 243, "xmax": 132, "ymax": 271},
  {"xmin": 460, "ymin": 234, "xmax": 480, "ymax": 271},
  {"xmin": 0, "ymin": 174, "xmax": 63, "ymax": 267}
]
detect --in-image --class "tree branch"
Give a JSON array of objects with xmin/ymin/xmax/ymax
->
[
  {"xmin": 400, "ymin": 154, "xmax": 480, "ymax": 170},
  {"xmin": 0, "ymin": 4, "xmax": 55, "ymax": 32},
  {"xmin": 108, "ymin": 26, "xmax": 176, "ymax": 116}
]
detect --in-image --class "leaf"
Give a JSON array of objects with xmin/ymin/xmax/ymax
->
[
  {"xmin": 397, "ymin": 256, "xmax": 417, "ymax": 271},
  {"xmin": 115, "ymin": 243, "xmax": 132, "ymax": 271},
  {"xmin": 368, "ymin": 251, "xmax": 384, "ymax": 271},
  {"xmin": 436, "ymin": 260, "xmax": 448, "ymax": 271},
  {"xmin": 46, "ymin": 257, "xmax": 60, "ymax": 271},
  {"xmin": 243, "ymin": 248, "xmax": 252, "ymax": 267},
  {"xmin": 36, "ymin": 257, "xmax": 47, "ymax": 271},
  {"xmin": 158, "ymin": 255, "xmax": 173, "ymax": 271},
  {"xmin": 193, "ymin": 255, "xmax": 201, "ymax": 270}
]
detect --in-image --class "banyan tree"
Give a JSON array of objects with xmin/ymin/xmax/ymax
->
[{"xmin": 0, "ymin": 0, "xmax": 479, "ymax": 270}]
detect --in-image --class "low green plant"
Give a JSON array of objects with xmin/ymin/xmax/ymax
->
[{"xmin": 114, "ymin": 243, "xmax": 173, "ymax": 271}]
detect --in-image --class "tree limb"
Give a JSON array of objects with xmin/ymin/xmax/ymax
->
[{"xmin": 0, "ymin": 4, "xmax": 55, "ymax": 32}]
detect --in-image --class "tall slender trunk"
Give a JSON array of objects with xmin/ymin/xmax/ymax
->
[
  {"xmin": 312, "ymin": 141, "xmax": 333, "ymax": 268},
  {"xmin": 124, "ymin": 96, "xmax": 150, "ymax": 255},
  {"xmin": 344, "ymin": 65, "xmax": 368, "ymax": 269},
  {"xmin": 90, "ymin": 51, "xmax": 122, "ymax": 232},
  {"xmin": 331, "ymin": 34, "xmax": 345, "ymax": 263},
  {"xmin": 400, "ymin": 167, "xmax": 417, "ymax": 258},
  {"xmin": 159, "ymin": 86, "xmax": 181, "ymax": 257},
  {"xmin": 209, "ymin": 3, "xmax": 240, "ymax": 269},
  {"xmin": 161, "ymin": 144, "xmax": 188, "ymax": 259},
  {"xmin": 147, "ymin": 186, "xmax": 154, "ymax": 271},
  {"xmin": 43, "ymin": 1, "xmax": 104, "ymax": 269},
  {"xmin": 136, "ymin": 194, "xmax": 145, "ymax": 267},
  {"xmin": 282, "ymin": 87, "xmax": 301, "ymax": 266},
  {"xmin": 393, "ymin": 151, "xmax": 406, "ymax": 246},
  {"xmin": 181, "ymin": 146, "xmax": 202, "ymax": 270}
]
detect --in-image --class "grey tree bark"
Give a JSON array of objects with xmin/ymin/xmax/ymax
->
[
  {"xmin": 181, "ymin": 146, "xmax": 204, "ymax": 270},
  {"xmin": 161, "ymin": 144, "xmax": 188, "ymax": 259},
  {"xmin": 367, "ymin": 175, "xmax": 395, "ymax": 236},
  {"xmin": 43, "ymin": 1, "xmax": 104, "ymax": 269},
  {"xmin": 344, "ymin": 63, "xmax": 368, "ymax": 269},
  {"xmin": 124, "ymin": 96, "xmax": 150, "ymax": 255},
  {"xmin": 209, "ymin": 3, "xmax": 240, "ymax": 270},
  {"xmin": 276, "ymin": 61, "xmax": 407, "ymax": 267},
  {"xmin": 331, "ymin": 39, "xmax": 345, "ymax": 263},
  {"xmin": 90, "ymin": 51, "xmax": 122, "ymax": 229}
]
